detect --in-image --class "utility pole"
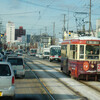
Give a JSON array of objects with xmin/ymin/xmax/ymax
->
[
  {"xmin": 53, "ymin": 22, "xmax": 55, "ymax": 38},
  {"xmin": 45, "ymin": 26, "xmax": 47, "ymax": 34},
  {"xmin": 89, "ymin": 0, "xmax": 91, "ymax": 34},
  {"xmin": 67, "ymin": 9, "xmax": 69, "ymax": 34},
  {"xmin": 40, "ymin": 29, "xmax": 42, "ymax": 35},
  {"xmin": 62, "ymin": 14, "xmax": 66, "ymax": 40},
  {"xmin": 74, "ymin": 12, "xmax": 88, "ymax": 35}
]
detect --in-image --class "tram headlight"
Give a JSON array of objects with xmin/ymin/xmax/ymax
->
[{"xmin": 91, "ymin": 64, "xmax": 94, "ymax": 68}]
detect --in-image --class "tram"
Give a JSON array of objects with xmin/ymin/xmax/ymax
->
[
  {"xmin": 61, "ymin": 37, "xmax": 100, "ymax": 81},
  {"xmin": 49, "ymin": 45, "xmax": 61, "ymax": 62},
  {"xmin": 29, "ymin": 49, "xmax": 37, "ymax": 56}
]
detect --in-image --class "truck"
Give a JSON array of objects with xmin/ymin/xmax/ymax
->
[{"xmin": 43, "ymin": 48, "xmax": 50, "ymax": 59}]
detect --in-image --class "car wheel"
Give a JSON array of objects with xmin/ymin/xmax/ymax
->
[
  {"xmin": 49, "ymin": 59, "xmax": 52, "ymax": 62},
  {"xmin": 22, "ymin": 75, "xmax": 25, "ymax": 78},
  {"xmin": 10, "ymin": 95, "xmax": 15, "ymax": 100}
]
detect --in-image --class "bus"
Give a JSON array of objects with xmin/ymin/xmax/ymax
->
[
  {"xmin": 61, "ymin": 37, "xmax": 100, "ymax": 81},
  {"xmin": 49, "ymin": 45, "xmax": 61, "ymax": 62}
]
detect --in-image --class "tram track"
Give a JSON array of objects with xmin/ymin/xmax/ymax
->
[
  {"xmin": 24, "ymin": 57, "xmax": 88, "ymax": 100},
  {"xmin": 79, "ymin": 81, "xmax": 100, "ymax": 93},
  {"xmin": 39, "ymin": 60, "xmax": 100, "ymax": 96},
  {"xmin": 24, "ymin": 59, "xmax": 56, "ymax": 100},
  {"xmin": 33, "ymin": 58, "xmax": 100, "ymax": 95}
]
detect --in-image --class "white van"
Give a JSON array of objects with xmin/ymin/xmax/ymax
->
[
  {"xmin": 7, "ymin": 57, "xmax": 25, "ymax": 78},
  {"xmin": 0, "ymin": 62, "xmax": 15, "ymax": 99}
]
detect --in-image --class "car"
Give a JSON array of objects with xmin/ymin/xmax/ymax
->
[
  {"xmin": 36, "ymin": 53, "xmax": 39, "ymax": 57},
  {"xmin": 7, "ymin": 54, "xmax": 17, "ymax": 58},
  {"xmin": 6, "ymin": 57, "xmax": 25, "ymax": 78},
  {"xmin": 6, "ymin": 50, "xmax": 14, "ymax": 54},
  {"xmin": 17, "ymin": 53, "xmax": 23, "ymax": 57},
  {"xmin": 38, "ymin": 53, "xmax": 43, "ymax": 58},
  {"xmin": 0, "ymin": 62, "xmax": 15, "ymax": 100},
  {"xmin": 0, "ymin": 53, "xmax": 4, "ymax": 61}
]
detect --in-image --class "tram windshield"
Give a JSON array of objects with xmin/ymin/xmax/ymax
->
[
  {"xmin": 31, "ymin": 50, "xmax": 37, "ymax": 53},
  {"xmin": 50, "ymin": 47, "xmax": 61, "ymax": 56},
  {"xmin": 86, "ymin": 45, "xmax": 99, "ymax": 59}
]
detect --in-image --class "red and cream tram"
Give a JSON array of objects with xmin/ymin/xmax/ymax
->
[{"xmin": 61, "ymin": 37, "xmax": 100, "ymax": 81}]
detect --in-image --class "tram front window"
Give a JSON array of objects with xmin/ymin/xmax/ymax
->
[
  {"xmin": 86, "ymin": 45, "xmax": 99, "ymax": 59},
  {"xmin": 51, "ymin": 47, "xmax": 61, "ymax": 56}
]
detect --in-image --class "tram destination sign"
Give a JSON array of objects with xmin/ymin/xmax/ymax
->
[{"xmin": 86, "ymin": 41, "xmax": 100, "ymax": 44}]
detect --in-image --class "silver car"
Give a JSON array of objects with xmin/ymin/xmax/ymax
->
[
  {"xmin": 0, "ymin": 62, "xmax": 15, "ymax": 99},
  {"xmin": 7, "ymin": 57, "xmax": 25, "ymax": 78}
]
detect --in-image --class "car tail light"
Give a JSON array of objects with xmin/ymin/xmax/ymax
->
[
  {"xmin": 12, "ymin": 76, "xmax": 15, "ymax": 85},
  {"xmin": 59, "ymin": 56, "xmax": 61, "ymax": 58},
  {"xmin": 50, "ymin": 56, "xmax": 54, "ymax": 58}
]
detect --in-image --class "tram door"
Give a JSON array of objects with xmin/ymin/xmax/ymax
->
[{"xmin": 61, "ymin": 45, "xmax": 68, "ymax": 73}]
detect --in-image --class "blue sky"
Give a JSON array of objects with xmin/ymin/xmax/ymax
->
[{"xmin": 0, "ymin": 0, "xmax": 100, "ymax": 38}]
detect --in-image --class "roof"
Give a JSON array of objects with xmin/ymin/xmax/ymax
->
[
  {"xmin": 62, "ymin": 36, "xmax": 100, "ymax": 45},
  {"xmin": 49, "ymin": 45, "xmax": 61, "ymax": 48},
  {"xmin": 72, "ymin": 36, "xmax": 100, "ymax": 40},
  {"xmin": 0, "ymin": 62, "xmax": 10, "ymax": 65}
]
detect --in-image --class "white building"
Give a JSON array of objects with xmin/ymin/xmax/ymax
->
[
  {"xmin": 96, "ymin": 19, "xmax": 100, "ymax": 38},
  {"xmin": 6, "ymin": 21, "xmax": 15, "ymax": 43}
]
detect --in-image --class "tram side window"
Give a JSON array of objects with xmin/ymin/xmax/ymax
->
[
  {"xmin": 80, "ymin": 45, "xmax": 84, "ymax": 59},
  {"xmin": 70, "ymin": 45, "xmax": 75, "ymax": 59}
]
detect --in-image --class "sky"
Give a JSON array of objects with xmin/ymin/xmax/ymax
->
[{"xmin": 0, "ymin": 0, "xmax": 100, "ymax": 38}]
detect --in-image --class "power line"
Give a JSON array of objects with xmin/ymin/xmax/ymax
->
[
  {"xmin": 0, "ymin": 11, "xmax": 37, "ymax": 15},
  {"xmin": 18, "ymin": 0, "xmax": 74, "ymax": 13}
]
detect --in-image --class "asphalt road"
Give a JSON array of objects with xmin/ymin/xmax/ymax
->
[{"xmin": 15, "ymin": 64, "xmax": 51, "ymax": 100}]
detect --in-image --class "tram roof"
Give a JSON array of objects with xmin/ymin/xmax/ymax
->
[
  {"xmin": 62, "ymin": 36, "xmax": 100, "ymax": 45},
  {"xmin": 49, "ymin": 45, "xmax": 61, "ymax": 48}
]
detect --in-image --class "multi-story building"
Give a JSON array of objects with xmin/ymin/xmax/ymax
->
[
  {"xmin": 15, "ymin": 26, "xmax": 26, "ymax": 40},
  {"xmin": 96, "ymin": 19, "xmax": 100, "ymax": 38},
  {"xmin": 6, "ymin": 21, "xmax": 15, "ymax": 43}
]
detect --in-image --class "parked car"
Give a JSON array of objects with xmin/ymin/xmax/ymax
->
[
  {"xmin": 36, "ymin": 53, "xmax": 39, "ymax": 57},
  {"xmin": 0, "ymin": 53, "xmax": 4, "ymax": 61},
  {"xmin": 0, "ymin": 62, "xmax": 15, "ymax": 100},
  {"xmin": 6, "ymin": 57, "xmax": 25, "ymax": 78},
  {"xmin": 38, "ymin": 53, "xmax": 43, "ymax": 58},
  {"xmin": 7, "ymin": 54, "xmax": 17, "ymax": 58},
  {"xmin": 17, "ymin": 52, "xmax": 23, "ymax": 57}
]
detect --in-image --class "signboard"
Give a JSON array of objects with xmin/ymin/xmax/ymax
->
[
  {"xmin": 41, "ymin": 38, "xmax": 49, "ymax": 43},
  {"xmin": 97, "ymin": 64, "xmax": 100, "ymax": 72},
  {"xmin": 87, "ymin": 41, "xmax": 100, "ymax": 44},
  {"xmin": 17, "ymin": 37, "xmax": 22, "ymax": 42}
]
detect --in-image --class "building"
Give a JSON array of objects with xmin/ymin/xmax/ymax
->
[
  {"xmin": 6, "ymin": 21, "xmax": 15, "ymax": 43},
  {"xmin": 26, "ymin": 34, "xmax": 30, "ymax": 43},
  {"xmin": 15, "ymin": 26, "xmax": 26, "ymax": 40},
  {"xmin": 96, "ymin": 19, "xmax": 100, "ymax": 38}
]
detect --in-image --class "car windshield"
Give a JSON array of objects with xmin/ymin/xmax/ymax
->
[
  {"xmin": 0, "ymin": 65, "xmax": 11, "ymax": 76},
  {"xmin": 86, "ymin": 45, "xmax": 99, "ymax": 59},
  {"xmin": 7, "ymin": 58, "xmax": 23, "ymax": 65},
  {"xmin": 44, "ymin": 52, "xmax": 49, "ymax": 55}
]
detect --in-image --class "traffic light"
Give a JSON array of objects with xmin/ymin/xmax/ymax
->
[
  {"xmin": 1, "ymin": 34, "xmax": 4, "ymax": 38},
  {"xmin": 69, "ymin": 32, "xmax": 71, "ymax": 36}
]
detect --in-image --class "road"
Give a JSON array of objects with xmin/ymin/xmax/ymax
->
[
  {"xmin": 2, "ymin": 55, "xmax": 100, "ymax": 100},
  {"xmin": 24, "ymin": 55, "xmax": 100, "ymax": 100},
  {"xmin": 15, "ymin": 61, "xmax": 51, "ymax": 100}
]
